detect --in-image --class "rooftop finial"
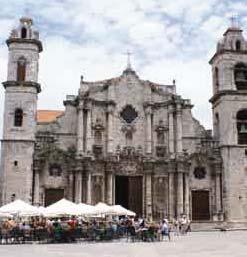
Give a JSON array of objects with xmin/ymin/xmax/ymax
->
[
  {"xmin": 173, "ymin": 79, "xmax": 176, "ymax": 94},
  {"xmin": 230, "ymin": 14, "xmax": 239, "ymax": 28}
]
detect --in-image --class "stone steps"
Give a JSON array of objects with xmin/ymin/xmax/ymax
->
[{"xmin": 191, "ymin": 222, "xmax": 247, "ymax": 231}]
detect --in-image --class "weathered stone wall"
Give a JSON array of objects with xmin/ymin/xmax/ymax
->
[
  {"xmin": 3, "ymin": 86, "xmax": 37, "ymax": 141},
  {"xmin": 221, "ymin": 147, "xmax": 247, "ymax": 222},
  {"xmin": 0, "ymin": 141, "xmax": 34, "ymax": 204}
]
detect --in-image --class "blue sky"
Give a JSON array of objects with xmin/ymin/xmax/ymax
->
[{"xmin": 0, "ymin": 0, "xmax": 247, "ymax": 134}]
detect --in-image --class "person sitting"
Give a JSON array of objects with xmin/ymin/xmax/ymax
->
[
  {"xmin": 127, "ymin": 224, "xmax": 137, "ymax": 242},
  {"xmin": 139, "ymin": 218, "xmax": 145, "ymax": 228}
]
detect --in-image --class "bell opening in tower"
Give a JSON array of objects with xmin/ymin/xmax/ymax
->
[{"xmin": 21, "ymin": 27, "xmax": 27, "ymax": 39}]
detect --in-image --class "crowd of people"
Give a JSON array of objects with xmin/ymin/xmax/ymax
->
[{"xmin": 0, "ymin": 215, "xmax": 191, "ymax": 244}]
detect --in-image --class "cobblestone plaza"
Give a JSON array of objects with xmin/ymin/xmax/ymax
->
[{"xmin": 0, "ymin": 231, "xmax": 246, "ymax": 257}]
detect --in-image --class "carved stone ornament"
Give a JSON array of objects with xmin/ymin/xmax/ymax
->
[{"xmin": 194, "ymin": 166, "xmax": 206, "ymax": 179}]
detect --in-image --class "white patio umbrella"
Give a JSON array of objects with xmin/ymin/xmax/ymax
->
[
  {"xmin": 0, "ymin": 212, "xmax": 13, "ymax": 218},
  {"xmin": 110, "ymin": 205, "xmax": 136, "ymax": 216},
  {"xmin": 37, "ymin": 206, "xmax": 46, "ymax": 215},
  {"xmin": 93, "ymin": 202, "xmax": 113, "ymax": 216},
  {"xmin": 77, "ymin": 203, "xmax": 96, "ymax": 216},
  {"xmin": 0, "ymin": 199, "xmax": 41, "ymax": 217},
  {"xmin": 43, "ymin": 198, "xmax": 80, "ymax": 217}
]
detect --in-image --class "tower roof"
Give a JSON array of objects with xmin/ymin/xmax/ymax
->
[
  {"xmin": 209, "ymin": 23, "xmax": 247, "ymax": 64},
  {"xmin": 6, "ymin": 17, "xmax": 42, "ymax": 52}
]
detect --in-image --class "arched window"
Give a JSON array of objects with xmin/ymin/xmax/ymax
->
[
  {"xmin": 17, "ymin": 58, "xmax": 26, "ymax": 82},
  {"xmin": 237, "ymin": 109, "xmax": 247, "ymax": 145},
  {"xmin": 234, "ymin": 63, "xmax": 247, "ymax": 90},
  {"xmin": 21, "ymin": 27, "xmax": 27, "ymax": 39},
  {"xmin": 236, "ymin": 40, "xmax": 241, "ymax": 51},
  {"xmin": 14, "ymin": 108, "xmax": 23, "ymax": 127},
  {"xmin": 215, "ymin": 67, "xmax": 219, "ymax": 91}
]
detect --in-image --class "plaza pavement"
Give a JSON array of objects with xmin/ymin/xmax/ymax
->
[{"xmin": 0, "ymin": 231, "xmax": 246, "ymax": 257}]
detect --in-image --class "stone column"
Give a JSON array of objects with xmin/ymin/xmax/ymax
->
[
  {"xmin": 168, "ymin": 105, "xmax": 174, "ymax": 153},
  {"xmin": 177, "ymin": 172, "xmax": 184, "ymax": 217},
  {"xmin": 215, "ymin": 171, "xmax": 222, "ymax": 213},
  {"xmin": 107, "ymin": 106, "xmax": 114, "ymax": 154},
  {"xmin": 112, "ymin": 175, "xmax": 115, "ymax": 204},
  {"xmin": 75, "ymin": 171, "xmax": 82, "ymax": 203},
  {"xmin": 106, "ymin": 172, "xmax": 113, "ymax": 205},
  {"xmin": 184, "ymin": 173, "xmax": 190, "ymax": 217},
  {"xmin": 87, "ymin": 172, "xmax": 92, "ymax": 204},
  {"xmin": 145, "ymin": 107, "xmax": 152, "ymax": 154},
  {"xmin": 86, "ymin": 104, "xmax": 92, "ymax": 154},
  {"xmin": 168, "ymin": 172, "xmax": 174, "ymax": 220},
  {"xmin": 145, "ymin": 173, "xmax": 152, "ymax": 220},
  {"xmin": 68, "ymin": 172, "xmax": 74, "ymax": 201},
  {"xmin": 101, "ymin": 176, "xmax": 105, "ymax": 202},
  {"xmin": 77, "ymin": 105, "xmax": 84, "ymax": 153},
  {"xmin": 176, "ymin": 104, "xmax": 183, "ymax": 153},
  {"xmin": 34, "ymin": 169, "xmax": 40, "ymax": 205}
]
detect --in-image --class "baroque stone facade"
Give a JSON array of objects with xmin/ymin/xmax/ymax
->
[{"xmin": 1, "ymin": 17, "xmax": 247, "ymax": 224}]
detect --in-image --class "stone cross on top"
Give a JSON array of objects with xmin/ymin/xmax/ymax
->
[
  {"xmin": 124, "ymin": 50, "xmax": 133, "ymax": 70},
  {"xmin": 230, "ymin": 14, "xmax": 240, "ymax": 28}
]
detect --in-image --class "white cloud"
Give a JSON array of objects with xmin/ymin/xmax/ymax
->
[{"xmin": 0, "ymin": 0, "xmax": 246, "ymax": 137}]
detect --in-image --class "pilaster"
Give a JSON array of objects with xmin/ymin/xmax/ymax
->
[
  {"xmin": 85, "ymin": 101, "xmax": 92, "ymax": 154},
  {"xmin": 168, "ymin": 105, "xmax": 174, "ymax": 153},
  {"xmin": 107, "ymin": 105, "xmax": 115, "ymax": 154},
  {"xmin": 176, "ymin": 103, "xmax": 183, "ymax": 153},
  {"xmin": 86, "ymin": 171, "xmax": 92, "ymax": 204},
  {"xmin": 77, "ymin": 103, "xmax": 84, "ymax": 154},
  {"xmin": 145, "ymin": 106, "xmax": 152, "ymax": 154}
]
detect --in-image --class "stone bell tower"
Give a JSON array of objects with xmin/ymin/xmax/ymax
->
[
  {"xmin": 0, "ymin": 17, "xmax": 42, "ymax": 204},
  {"xmin": 209, "ymin": 21, "xmax": 247, "ymax": 224}
]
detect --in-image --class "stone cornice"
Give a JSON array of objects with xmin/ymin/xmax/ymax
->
[
  {"xmin": 63, "ymin": 99, "xmax": 77, "ymax": 107},
  {"xmin": 79, "ymin": 98, "xmax": 116, "ymax": 107},
  {"xmin": 6, "ymin": 38, "xmax": 43, "ymax": 52},
  {"xmin": 223, "ymin": 27, "xmax": 243, "ymax": 36},
  {"xmin": 219, "ymin": 144, "xmax": 247, "ymax": 148},
  {"xmin": 144, "ymin": 99, "xmax": 193, "ymax": 110},
  {"xmin": 209, "ymin": 49, "xmax": 247, "ymax": 64},
  {"xmin": 209, "ymin": 89, "xmax": 247, "ymax": 103},
  {"xmin": 1, "ymin": 139, "xmax": 35, "ymax": 143},
  {"xmin": 2, "ymin": 80, "xmax": 41, "ymax": 93}
]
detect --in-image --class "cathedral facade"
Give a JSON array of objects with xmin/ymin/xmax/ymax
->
[{"xmin": 1, "ymin": 17, "xmax": 247, "ymax": 225}]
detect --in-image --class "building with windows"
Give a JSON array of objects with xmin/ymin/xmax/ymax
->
[{"xmin": 0, "ymin": 17, "xmax": 247, "ymax": 226}]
